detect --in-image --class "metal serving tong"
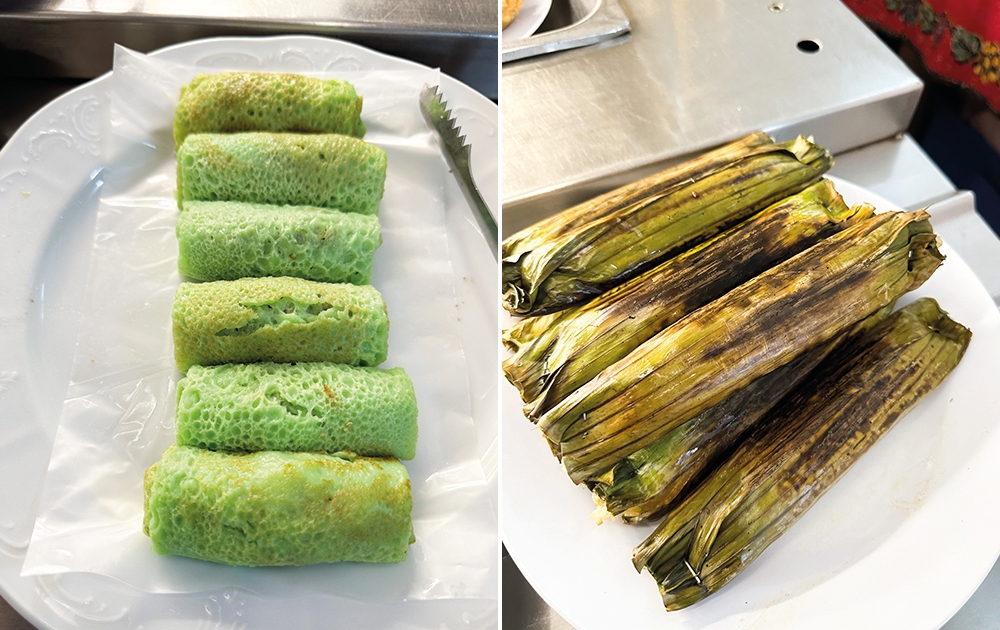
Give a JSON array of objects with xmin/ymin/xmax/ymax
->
[{"xmin": 418, "ymin": 84, "xmax": 499, "ymax": 260}]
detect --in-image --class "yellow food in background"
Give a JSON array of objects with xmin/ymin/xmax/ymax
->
[{"xmin": 503, "ymin": 0, "xmax": 524, "ymax": 29}]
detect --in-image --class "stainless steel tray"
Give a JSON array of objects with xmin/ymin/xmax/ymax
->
[
  {"xmin": 501, "ymin": 0, "xmax": 922, "ymax": 235},
  {"xmin": 0, "ymin": 0, "xmax": 498, "ymax": 99},
  {"xmin": 502, "ymin": 0, "xmax": 630, "ymax": 63}
]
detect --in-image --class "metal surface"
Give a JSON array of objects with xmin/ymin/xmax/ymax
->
[
  {"xmin": 501, "ymin": 0, "xmax": 922, "ymax": 236},
  {"xmin": 943, "ymin": 549, "xmax": 1000, "ymax": 630},
  {"xmin": 501, "ymin": 0, "xmax": 630, "ymax": 64},
  {"xmin": 0, "ymin": 0, "xmax": 498, "ymax": 99},
  {"xmin": 420, "ymin": 84, "xmax": 499, "ymax": 259},
  {"xmin": 503, "ymin": 549, "xmax": 574, "ymax": 630}
]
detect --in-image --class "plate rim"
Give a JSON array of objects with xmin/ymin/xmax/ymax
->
[{"xmin": 502, "ymin": 0, "xmax": 554, "ymax": 41}]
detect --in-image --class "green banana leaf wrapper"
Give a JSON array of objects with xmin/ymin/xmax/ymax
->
[
  {"xmin": 589, "ymin": 303, "xmax": 894, "ymax": 523},
  {"xmin": 631, "ymin": 297, "xmax": 971, "ymax": 610},
  {"xmin": 504, "ymin": 132, "xmax": 774, "ymax": 249},
  {"xmin": 538, "ymin": 210, "xmax": 944, "ymax": 484},
  {"xmin": 501, "ymin": 133, "xmax": 832, "ymax": 316},
  {"xmin": 503, "ymin": 179, "xmax": 868, "ymax": 416}
]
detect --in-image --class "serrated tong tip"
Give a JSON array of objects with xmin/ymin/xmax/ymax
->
[{"xmin": 419, "ymin": 84, "xmax": 498, "ymax": 259}]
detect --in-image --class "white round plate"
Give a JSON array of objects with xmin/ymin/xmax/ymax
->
[
  {"xmin": 502, "ymin": 176, "xmax": 1000, "ymax": 629},
  {"xmin": 0, "ymin": 36, "xmax": 498, "ymax": 629},
  {"xmin": 503, "ymin": 0, "xmax": 553, "ymax": 41}
]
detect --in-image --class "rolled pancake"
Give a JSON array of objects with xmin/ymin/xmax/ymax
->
[
  {"xmin": 143, "ymin": 445, "xmax": 413, "ymax": 565},
  {"xmin": 172, "ymin": 277, "xmax": 389, "ymax": 372},
  {"xmin": 176, "ymin": 362, "xmax": 418, "ymax": 459},
  {"xmin": 176, "ymin": 132, "xmax": 387, "ymax": 215},
  {"xmin": 173, "ymin": 72, "xmax": 366, "ymax": 146},
  {"xmin": 177, "ymin": 200, "xmax": 381, "ymax": 284}
]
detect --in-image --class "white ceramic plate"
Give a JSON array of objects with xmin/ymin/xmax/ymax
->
[
  {"xmin": 503, "ymin": 0, "xmax": 553, "ymax": 40},
  {"xmin": 502, "ymin": 176, "xmax": 1000, "ymax": 629},
  {"xmin": 0, "ymin": 36, "xmax": 498, "ymax": 629}
]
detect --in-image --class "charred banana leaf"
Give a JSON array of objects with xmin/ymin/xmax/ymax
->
[
  {"xmin": 589, "ymin": 303, "xmax": 894, "ymax": 523},
  {"xmin": 537, "ymin": 211, "xmax": 944, "ymax": 484},
  {"xmin": 502, "ymin": 133, "xmax": 833, "ymax": 316},
  {"xmin": 631, "ymin": 298, "xmax": 971, "ymax": 610},
  {"xmin": 503, "ymin": 179, "xmax": 869, "ymax": 415},
  {"xmin": 503, "ymin": 132, "xmax": 774, "ymax": 254}
]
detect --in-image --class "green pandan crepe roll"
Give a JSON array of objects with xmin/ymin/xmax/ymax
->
[
  {"xmin": 143, "ymin": 445, "xmax": 414, "ymax": 566},
  {"xmin": 172, "ymin": 277, "xmax": 389, "ymax": 372},
  {"xmin": 173, "ymin": 72, "xmax": 366, "ymax": 147},
  {"xmin": 176, "ymin": 132, "xmax": 387, "ymax": 215},
  {"xmin": 176, "ymin": 362, "xmax": 418, "ymax": 459},
  {"xmin": 176, "ymin": 201, "xmax": 381, "ymax": 284}
]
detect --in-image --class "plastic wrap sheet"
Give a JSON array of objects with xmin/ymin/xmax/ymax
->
[{"xmin": 21, "ymin": 45, "xmax": 497, "ymax": 602}]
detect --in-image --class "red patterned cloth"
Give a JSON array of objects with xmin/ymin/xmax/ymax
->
[{"xmin": 843, "ymin": 0, "xmax": 1000, "ymax": 111}]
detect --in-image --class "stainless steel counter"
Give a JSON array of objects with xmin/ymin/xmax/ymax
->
[
  {"xmin": 0, "ymin": 0, "xmax": 498, "ymax": 98},
  {"xmin": 502, "ymin": 0, "xmax": 920, "ymax": 234}
]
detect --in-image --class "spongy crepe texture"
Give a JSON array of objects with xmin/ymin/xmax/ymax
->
[
  {"xmin": 143, "ymin": 445, "xmax": 413, "ymax": 566},
  {"xmin": 176, "ymin": 201, "xmax": 381, "ymax": 284},
  {"xmin": 173, "ymin": 72, "xmax": 366, "ymax": 146},
  {"xmin": 176, "ymin": 363, "xmax": 418, "ymax": 459},
  {"xmin": 176, "ymin": 132, "xmax": 387, "ymax": 215},
  {"xmin": 172, "ymin": 276, "xmax": 389, "ymax": 372}
]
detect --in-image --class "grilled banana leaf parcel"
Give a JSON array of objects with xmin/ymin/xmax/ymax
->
[
  {"xmin": 501, "ymin": 133, "xmax": 833, "ymax": 316},
  {"xmin": 589, "ymin": 303, "xmax": 894, "ymax": 523},
  {"xmin": 631, "ymin": 298, "xmax": 971, "ymax": 610},
  {"xmin": 504, "ymin": 132, "xmax": 774, "ymax": 252},
  {"xmin": 537, "ymin": 211, "xmax": 944, "ymax": 484},
  {"xmin": 503, "ymin": 179, "xmax": 869, "ymax": 415}
]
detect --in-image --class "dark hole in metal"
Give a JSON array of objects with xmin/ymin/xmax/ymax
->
[{"xmin": 797, "ymin": 39, "xmax": 821, "ymax": 53}]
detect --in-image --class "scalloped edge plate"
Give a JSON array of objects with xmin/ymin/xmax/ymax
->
[{"xmin": 0, "ymin": 35, "xmax": 497, "ymax": 630}]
